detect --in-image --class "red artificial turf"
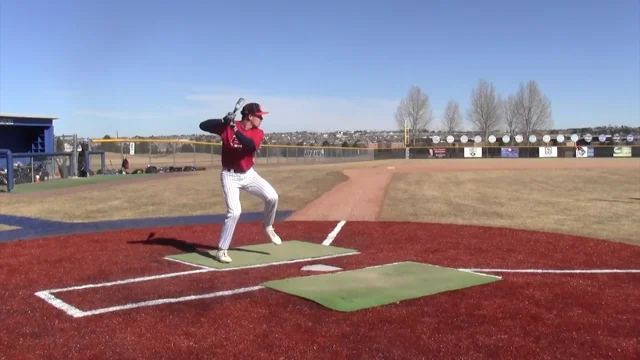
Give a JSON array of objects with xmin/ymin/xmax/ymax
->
[{"xmin": 1, "ymin": 220, "xmax": 639, "ymax": 359}]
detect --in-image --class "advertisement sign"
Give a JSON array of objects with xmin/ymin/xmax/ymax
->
[
  {"xmin": 613, "ymin": 146, "xmax": 632, "ymax": 157},
  {"xmin": 539, "ymin": 146, "xmax": 557, "ymax": 158},
  {"xmin": 575, "ymin": 146, "xmax": 594, "ymax": 158},
  {"xmin": 500, "ymin": 147, "xmax": 519, "ymax": 158},
  {"xmin": 129, "ymin": 142, "xmax": 135, "ymax": 155},
  {"xmin": 428, "ymin": 148, "xmax": 447, "ymax": 158},
  {"xmin": 464, "ymin": 147, "xmax": 482, "ymax": 158}
]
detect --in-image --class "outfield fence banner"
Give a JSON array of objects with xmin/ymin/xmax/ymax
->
[
  {"xmin": 500, "ymin": 147, "xmax": 519, "ymax": 158},
  {"xmin": 575, "ymin": 146, "xmax": 594, "ymax": 158},
  {"xmin": 304, "ymin": 149, "xmax": 325, "ymax": 158},
  {"xmin": 464, "ymin": 147, "xmax": 482, "ymax": 158},
  {"xmin": 428, "ymin": 148, "xmax": 447, "ymax": 158},
  {"xmin": 538, "ymin": 146, "xmax": 558, "ymax": 158},
  {"xmin": 613, "ymin": 146, "xmax": 632, "ymax": 157}
]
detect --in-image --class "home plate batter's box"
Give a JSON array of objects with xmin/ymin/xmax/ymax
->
[{"xmin": 35, "ymin": 241, "xmax": 501, "ymax": 317}]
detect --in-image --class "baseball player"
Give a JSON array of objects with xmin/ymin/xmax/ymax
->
[{"xmin": 199, "ymin": 102, "xmax": 281, "ymax": 263}]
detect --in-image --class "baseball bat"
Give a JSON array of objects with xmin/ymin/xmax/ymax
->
[{"xmin": 232, "ymin": 98, "xmax": 245, "ymax": 115}]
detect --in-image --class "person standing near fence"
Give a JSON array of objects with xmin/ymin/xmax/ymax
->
[{"xmin": 198, "ymin": 102, "xmax": 281, "ymax": 263}]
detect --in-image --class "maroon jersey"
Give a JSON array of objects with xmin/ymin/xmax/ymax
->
[{"xmin": 215, "ymin": 124, "xmax": 264, "ymax": 171}]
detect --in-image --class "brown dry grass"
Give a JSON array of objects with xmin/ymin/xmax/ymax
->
[
  {"xmin": 378, "ymin": 167, "xmax": 640, "ymax": 245},
  {"xmin": 0, "ymin": 166, "xmax": 349, "ymax": 222}
]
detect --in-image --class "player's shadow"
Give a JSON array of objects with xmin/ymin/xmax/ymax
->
[{"xmin": 127, "ymin": 232, "xmax": 271, "ymax": 256}]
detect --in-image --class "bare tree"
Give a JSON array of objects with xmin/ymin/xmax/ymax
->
[
  {"xmin": 466, "ymin": 79, "xmax": 503, "ymax": 142},
  {"xmin": 503, "ymin": 94, "xmax": 519, "ymax": 136},
  {"xmin": 395, "ymin": 85, "xmax": 433, "ymax": 145},
  {"xmin": 441, "ymin": 100, "xmax": 463, "ymax": 133},
  {"xmin": 513, "ymin": 80, "xmax": 553, "ymax": 139}
]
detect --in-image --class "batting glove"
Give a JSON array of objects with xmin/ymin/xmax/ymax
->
[{"xmin": 223, "ymin": 112, "xmax": 235, "ymax": 124}]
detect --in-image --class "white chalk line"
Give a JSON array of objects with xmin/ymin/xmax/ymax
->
[
  {"xmin": 34, "ymin": 291, "xmax": 85, "ymax": 318},
  {"xmin": 35, "ymin": 251, "xmax": 359, "ymax": 318},
  {"xmin": 322, "ymin": 220, "xmax": 346, "ymax": 246},
  {"xmin": 79, "ymin": 286, "xmax": 265, "ymax": 318},
  {"xmin": 38, "ymin": 261, "xmax": 411, "ymax": 318},
  {"xmin": 163, "ymin": 251, "xmax": 359, "ymax": 272},
  {"xmin": 456, "ymin": 269, "xmax": 502, "ymax": 279},
  {"xmin": 459, "ymin": 268, "xmax": 640, "ymax": 274},
  {"xmin": 45, "ymin": 268, "xmax": 211, "ymax": 293},
  {"xmin": 38, "ymin": 263, "xmax": 640, "ymax": 318}
]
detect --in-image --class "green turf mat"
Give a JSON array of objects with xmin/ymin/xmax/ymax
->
[
  {"xmin": 165, "ymin": 240, "xmax": 358, "ymax": 269},
  {"xmin": 261, "ymin": 261, "xmax": 501, "ymax": 312}
]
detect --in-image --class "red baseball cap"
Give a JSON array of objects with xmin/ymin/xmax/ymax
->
[{"xmin": 241, "ymin": 103, "xmax": 269, "ymax": 117}]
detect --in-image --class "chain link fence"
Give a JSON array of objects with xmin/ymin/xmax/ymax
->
[{"xmin": 87, "ymin": 139, "xmax": 375, "ymax": 173}]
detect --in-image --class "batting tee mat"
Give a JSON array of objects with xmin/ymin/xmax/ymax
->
[
  {"xmin": 261, "ymin": 261, "xmax": 501, "ymax": 312},
  {"xmin": 165, "ymin": 240, "xmax": 358, "ymax": 268}
]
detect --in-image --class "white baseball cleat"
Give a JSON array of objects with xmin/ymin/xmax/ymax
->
[
  {"xmin": 264, "ymin": 226, "xmax": 282, "ymax": 245},
  {"xmin": 215, "ymin": 250, "xmax": 232, "ymax": 263}
]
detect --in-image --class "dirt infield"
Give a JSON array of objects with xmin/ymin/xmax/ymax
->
[{"xmin": 2, "ymin": 221, "xmax": 639, "ymax": 359}]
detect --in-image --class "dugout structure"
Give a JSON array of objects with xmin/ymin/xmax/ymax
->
[
  {"xmin": 0, "ymin": 113, "xmax": 57, "ymax": 168},
  {"xmin": 0, "ymin": 113, "xmax": 105, "ymax": 192}
]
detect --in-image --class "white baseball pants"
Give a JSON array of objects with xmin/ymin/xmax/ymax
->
[{"xmin": 217, "ymin": 168, "xmax": 279, "ymax": 250}]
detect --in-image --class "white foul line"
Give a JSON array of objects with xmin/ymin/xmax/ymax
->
[
  {"xmin": 322, "ymin": 220, "xmax": 346, "ymax": 246},
  {"xmin": 459, "ymin": 268, "xmax": 640, "ymax": 274},
  {"xmin": 456, "ymin": 269, "xmax": 502, "ymax": 279}
]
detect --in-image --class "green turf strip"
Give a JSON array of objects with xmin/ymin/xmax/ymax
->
[
  {"xmin": 261, "ymin": 261, "xmax": 501, "ymax": 312},
  {"xmin": 8, "ymin": 174, "xmax": 154, "ymax": 193},
  {"xmin": 166, "ymin": 240, "xmax": 358, "ymax": 269}
]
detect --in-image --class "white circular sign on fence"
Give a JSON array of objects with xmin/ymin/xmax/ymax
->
[
  {"xmin": 529, "ymin": 135, "xmax": 537, "ymax": 143},
  {"xmin": 460, "ymin": 135, "xmax": 468, "ymax": 143},
  {"xmin": 613, "ymin": 134, "xmax": 620, "ymax": 142},
  {"xmin": 446, "ymin": 135, "xmax": 455, "ymax": 144},
  {"xmin": 542, "ymin": 134, "xmax": 551, "ymax": 143},
  {"xmin": 432, "ymin": 135, "xmax": 440, "ymax": 144},
  {"xmin": 626, "ymin": 134, "xmax": 634, "ymax": 142},
  {"xmin": 502, "ymin": 134, "xmax": 510, "ymax": 143},
  {"xmin": 474, "ymin": 135, "xmax": 482, "ymax": 143},
  {"xmin": 488, "ymin": 135, "xmax": 496, "ymax": 143},
  {"xmin": 598, "ymin": 134, "xmax": 607, "ymax": 142},
  {"xmin": 570, "ymin": 134, "xmax": 579, "ymax": 142},
  {"xmin": 584, "ymin": 134, "xmax": 593, "ymax": 142},
  {"xmin": 515, "ymin": 135, "xmax": 523, "ymax": 143},
  {"xmin": 556, "ymin": 134, "xmax": 565, "ymax": 143}
]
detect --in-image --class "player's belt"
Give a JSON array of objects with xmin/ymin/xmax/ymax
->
[{"xmin": 223, "ymin": 168, "xmax": 248, "ymax": 174}]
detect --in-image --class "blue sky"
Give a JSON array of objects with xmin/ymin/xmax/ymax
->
[{"xmin": 0, "ymin": 0, "xmax": 638, "ymax": 137}]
